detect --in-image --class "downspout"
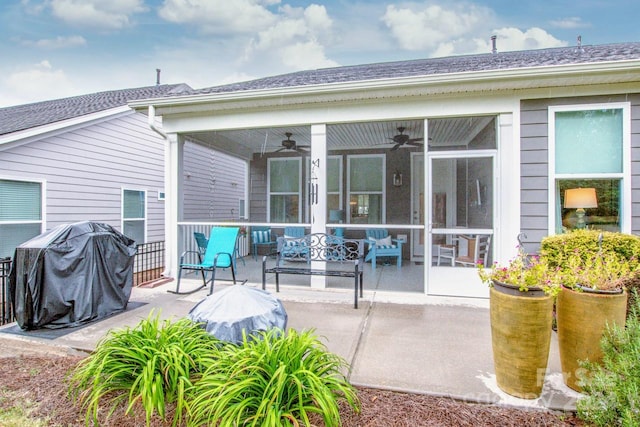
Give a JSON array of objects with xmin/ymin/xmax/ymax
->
[
  {"xmin": 148, "ymin": 105, "xmax": 166, "ymax": 138},
  {"xmin": 147, "ymin": 105, "xmax": 171, "ymax": 277}
]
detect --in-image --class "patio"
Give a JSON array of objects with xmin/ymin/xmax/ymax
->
[{"xmin": 0, "ymin": 279, "xmax": 581, "ymax": 412}]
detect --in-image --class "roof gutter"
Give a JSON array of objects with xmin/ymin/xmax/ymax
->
[{"xmin": 128, "ymin": 59, "xmax": 640, "ymax": 111}]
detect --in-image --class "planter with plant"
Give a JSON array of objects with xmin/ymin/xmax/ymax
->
[
  {"xmin": 541, "ymin": 230, "xmax": 640, "ymax": 392},
  {"xmin": 478, "ymin": 247, "xmax": 558, "ymax": 399}
]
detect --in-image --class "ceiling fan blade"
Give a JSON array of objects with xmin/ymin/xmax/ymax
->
[
  {"xmin": 274, "ymin": 147, "xmax": 286, "ymax": 153},
  {"xmin": 408, "ymin": 137, "xmax": 424, "ymax": 142},
  {"xmin": 406, "ymin": 141, "xmax": 424, "ymax": 147},
  {"xmin": 390, "ymin": 144, "xmax": 400, "ymax": 151}
]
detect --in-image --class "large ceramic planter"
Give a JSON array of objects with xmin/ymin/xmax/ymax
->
[
  {"xmin": 556, "ymin": 285, "xmax": 627, "ymax": 391},
  {"xmin": 490, "ymin": 281, "xmax": 554, "ymax": 399}
]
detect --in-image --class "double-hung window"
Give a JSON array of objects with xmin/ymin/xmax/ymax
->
[
  {"xmin": 122, "ymin": 189, "xmax": 146, "ymax": 244},
  {"xmin": 549, "ymin": 103, "xmax": 630, "ymax": 233},
  {"xmin": 268, "ymin": 158, "xmax": 301, "ymax": 223},
  {"xmin": 0, "ymin": 179, "xmax": 44, "ymax": 258},
  {"xmin": 347, "ymin": 154, "xmax": 385, "ymax": 224}
]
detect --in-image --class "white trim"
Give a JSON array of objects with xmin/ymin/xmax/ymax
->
[
  {"xmin": 0, "ymin": 106, "xmax": 133, "ymax": 149},
  {"xmin": 547, "ymin": 102, "xmax": 631, "ymax": 234}
]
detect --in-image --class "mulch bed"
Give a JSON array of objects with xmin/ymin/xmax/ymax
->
[{"xmin": 0, "ymin": 356, "xmax": 583, "ymax": 426}]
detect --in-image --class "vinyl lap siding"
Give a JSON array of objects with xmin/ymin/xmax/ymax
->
[
  {"xmin": 182, "ymin": 140, "xmax": 246, "ymax": 221},
  {"xmin": 0, "ymin": 111, "xmax": 165, "ymax": 243},
  {"xmin": 520, "ymin": 94, "xmax": 640, "ymax": 253}
]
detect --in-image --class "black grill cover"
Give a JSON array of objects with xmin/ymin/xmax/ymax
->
[{"xmin": 9, "ymin": 221, "xmax": 137, "ymax": 330}]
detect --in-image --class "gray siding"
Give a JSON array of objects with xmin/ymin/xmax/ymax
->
[
  {"xmin": 0, "ymin": 111, "xmax": 165, "ymax": 243},
  {"xmin": 520, "ymin": 94, "xmax": 640, "ymax": 253},
  {"xmin": 182, "ymin": 140, "xmax": 246, "ymax": 221}
]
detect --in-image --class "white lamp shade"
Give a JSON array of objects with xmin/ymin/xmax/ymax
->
[{"xmin": 564, "ymin": 188, "xmax": 598, "ymax": 209}]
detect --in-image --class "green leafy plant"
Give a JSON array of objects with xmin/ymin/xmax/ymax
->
[
  {"xmin": 67, "ymin": 312, "xmax": 220, "ymax": 426},
  {"xmin": 477, "ymin": 246, "xmax": 559, "ymax": 295},
  {"xmin": 577, "ymin": 290, "xmax": 640, "ymax": 426},
  {"xmin": 554, "ymin": 249, "xmax": 636, "ymax": 291},
  {"xmin": 186, "ymin": 328, "xmax": 360, "ymax": 427}
]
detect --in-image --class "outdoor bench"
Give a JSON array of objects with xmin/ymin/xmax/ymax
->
[{"xmin": 262, "ymin": 232, "xmax": 365, "ymax": 308}]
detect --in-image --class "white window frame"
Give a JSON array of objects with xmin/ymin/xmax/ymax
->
[
  {"xmin": 346, "ymin": 153, "xmax": 386, "ymax": 224},
  {"xmin": 267, "ymin": 157, "xmax": 302, "ymax": 223},
  {"xmin": 0, "ymin": 176, "xmax": 46, "ymax": 257},
  {"xmin": 121, "ymin": 188, "xmax": 147, "ymax": 243},
  {"xmin": 548, "ymin": 102, "xmax": 631, "ymax": 233}
]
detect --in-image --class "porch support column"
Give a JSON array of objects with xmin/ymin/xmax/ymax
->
[
  {"xmin": 497, "ymin": 113, "xmax": 518, "ymax": 260},
  {"xmin": 310, "ymin": 124, "xmax": 327, "ymax": 289},
  {"xmin": 165, "ymin": 132, "xmax": 185, "ymax": 279}
]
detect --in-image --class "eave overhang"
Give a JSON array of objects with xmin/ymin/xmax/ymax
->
[{"xmin": 129, "ymin": 59, "xmax": 640, "ymax": 116}]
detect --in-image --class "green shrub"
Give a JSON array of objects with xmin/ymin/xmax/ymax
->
[
  {"xmin": 68, "ymin": 312, "xmax": 220, "ymax": 426},
  {"xmin": 540, "ymin": 229, "xmax": 640, "ymax": 270},
  {"xmin": 576, "ymin": 290, "xmax": 640, "ymax": 426},
  {"xmin": 186, "ymin": 328, "xmax": 360, "ymax": 427}
]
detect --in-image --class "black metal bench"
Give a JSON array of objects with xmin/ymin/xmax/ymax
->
[{"xmin": 262, "ymin": 233, "xmax": 365, "ymax": 308}]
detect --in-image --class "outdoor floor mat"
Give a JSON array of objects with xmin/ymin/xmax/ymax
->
[{"xmin": 0, "ymin": 301, "xmax": 147, "ymax": 340}]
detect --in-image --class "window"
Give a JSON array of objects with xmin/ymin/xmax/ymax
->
[
  {"xmin": 122, "ymin": 189, "xmax": 146, "ymax": 244},
  {"xmin": 268, "ymin": 158, "xmax": 301, "ymax": 223},
  {"xmin": 0, "ymin": 179, "xmax": 43, "ymax": 258},
  {"xmin": 550, "ymin": 104, "xmax": 629, "ymax": 233},
  {"xmin": 348, "ymin": 155, "xmax": 384, "ymax": 224}
]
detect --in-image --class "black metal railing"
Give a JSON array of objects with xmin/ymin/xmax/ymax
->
[
  {"xmin": 134, "ymin": 241, "xmax": 165, "ymax": 286},
  {"xmin": 1, "ymin": 257, "xmax": 13, "ymax": 326}
]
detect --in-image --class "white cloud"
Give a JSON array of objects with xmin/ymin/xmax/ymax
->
[
  {"xmin": 20, "ymin": 35, "xmax": 87, "ymax": 49},
  {"xmin": 381, "ymin": 1, "xmax": 567, "ymax": 57},
  {"xmin": 240, "ymin": 4, "xmax": 337, "ymax": 72},
  {"xmin": 382, "ymin": 3, "xmax": 494, "ymax": 50},
  {"xmin": 0, "ymin": 61, "xmax": 78, "ymax": 107},
  {"xmin": 49, "ymin": 0, "xmax": 147, "ymax": 29},
  {"xmin": 489, "ymin": 27, "xmax": 567, "ymax": 52},
  {"xmin": 549, "ymin": 16, "xmax": 590, "ymax": 29},
  {"xmin": 158, "ymin": 0, "xmax": 277, "ymax": 34}
]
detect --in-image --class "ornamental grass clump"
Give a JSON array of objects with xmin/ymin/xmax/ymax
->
[
  {"xmin": 67, "ymin": 312, "xmax": 221, "ymax": 427},
  {"xmin": 186, "ymin": 328, "xmax": 360, "ymax": 427},
  {"xmin": 577, "ymin": 290, "xmax": 640, "ymax": 426},
  {"xmin": 477, "ymin": 246, "xmax": 559, "ymax": 296}
]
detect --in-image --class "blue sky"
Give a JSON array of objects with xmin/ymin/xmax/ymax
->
[{"xmin": 1, "ymin": 0, "xmax": 639, "ymax": 107}]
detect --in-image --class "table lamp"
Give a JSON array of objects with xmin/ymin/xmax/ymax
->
[
  {"xmin": 329, "ymin": 209, "xmax": 345, "ymax": 237},
  {"xmin": 564, "ymin": 188, "xmax": 597, "ymax": 229}
]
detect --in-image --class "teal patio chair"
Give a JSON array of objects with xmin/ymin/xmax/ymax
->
[
  {"xmin": 194, "ymin": 230, "xmax": 244, "ymax": 269},
  {"xmin": 281, "ymin": 226, "xmax": 308, "ymax": 259},
  {"xmin": 364, "ymin": 229, "xmax": 403, "ymax": 271},
  {"xmin": 251, "ymin": 226, "xmax": 277, "ymax": 260},
  {"xmin": 171, "ymin": 227, "xmax": 239, "ymax": 295},
  {"xmin": 194, "ymin": 231, "xmax": 209, "ymax": 256}
]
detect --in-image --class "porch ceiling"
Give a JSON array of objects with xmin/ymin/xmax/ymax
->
[{"xmin": 186, "ymin": 116, "xmax": 493, "ymax": 158}]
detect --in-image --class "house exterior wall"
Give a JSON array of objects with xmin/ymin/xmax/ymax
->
[
  {"xmin": 520, "ymin": 93, "xmax": 640, "ymax": 254},
  {"xmin": 0, "ymin": 111, "xmax": 166, "ymax": 243},
  {"xmin": 182, "ymin": 139, "xmax": 247, "ymax": 222}
]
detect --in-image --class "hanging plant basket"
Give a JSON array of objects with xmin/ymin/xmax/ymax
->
[
  {"xmin": 490, "ymin": 281, "xmax": 554, "ymax": 399},
  {"xmin": 556, "ymin": 284, "xmax": 627, "ymax": 392}
]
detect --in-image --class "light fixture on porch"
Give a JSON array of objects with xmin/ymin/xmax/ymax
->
[
  {"xmin": 393, "ymin": 170, "xmax": 403, "ymax": 187},
  {"xmin": 564, "ymin": 188, "xmax": 597, "ymax": 229}
]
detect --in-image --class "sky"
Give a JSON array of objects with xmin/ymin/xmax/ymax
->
[{"xmin": 1, "ymin": 0, "xmax": 639, "ymax": 108}]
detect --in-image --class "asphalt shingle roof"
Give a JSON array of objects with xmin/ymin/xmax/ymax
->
[
  {"xmin": 0, "ymin": 84, "xmax": 191, "ymax": 136},
  {"xmin": 189, "ymin": 42, "xmax": 640, "ymax": 96}
]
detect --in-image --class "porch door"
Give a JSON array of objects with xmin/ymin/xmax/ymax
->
[
  {"xmin": 427, "ymin": 153, "xmax": 494, "ymax": 298},
  {"xmin": 411, "ymin": 153, "xmax": 424, "ymax": 260}
]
